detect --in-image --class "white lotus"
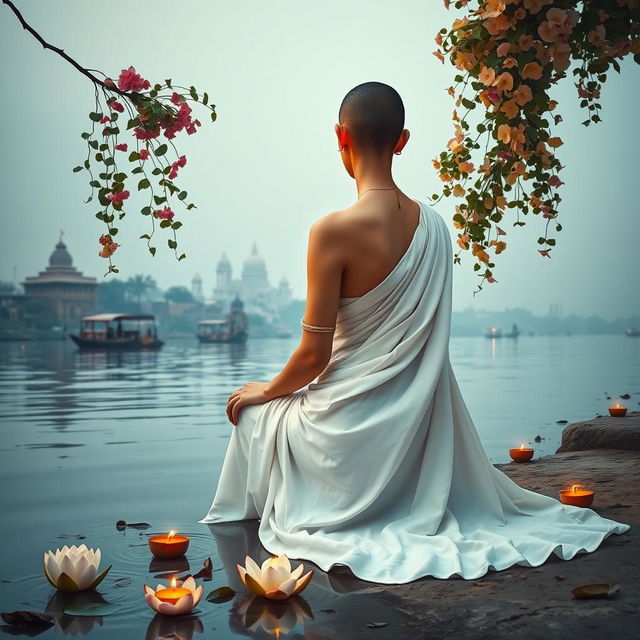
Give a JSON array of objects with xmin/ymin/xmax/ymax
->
[
  {"xmin": 144, "ymin": 576, "xmax": 203, "ymax": 616},
  {"xmin": 43, "ymin": 544, "xmax": 111, "ymax": 592},
  {"xmin": 236, "ymin": 554, "xmax": 313, "ymax": 600}
]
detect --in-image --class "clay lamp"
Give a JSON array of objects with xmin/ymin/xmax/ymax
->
[
  {"xmin": 509, "ymin": 444, "xmax": 534, "ymax": 463},
  {"xmin": 608, "ymin": 403, "xmax": 627, "ymax": 417},
  {"xmin": 559, "ymin": 484, "xmax": 594, "ymax": 508},
  {"xmin": 149, "ymin": 530, "xmax": 190, "ymax": 558}
]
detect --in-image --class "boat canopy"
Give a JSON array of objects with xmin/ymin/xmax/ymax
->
[
  {"xmin": 198, "ymin": 319, "xmax": 228, "ymax": 326},
  {"xmin": 82, "ymin": 313, "xmax": 157, "ymax": 323}
]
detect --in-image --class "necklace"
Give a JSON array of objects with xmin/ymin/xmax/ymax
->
[{"xmin": 358, "ymin": 187, "xmax": 401, "ymax": 209}]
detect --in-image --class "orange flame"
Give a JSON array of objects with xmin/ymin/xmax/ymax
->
[
  {"xmin": 168, "ymin": 530, "xmax": 176, "ymax": 540},
  {"xmin": 170, "ymin": 576, "xmax": 177, "ymax": 588}
]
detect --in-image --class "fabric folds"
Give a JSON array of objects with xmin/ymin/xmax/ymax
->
[{"xmin": 200, "ymin": 200, "xmax": 629, "ymax": 582}]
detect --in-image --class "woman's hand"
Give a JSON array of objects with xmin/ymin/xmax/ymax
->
[{"xmin": 226, "ymin": 382, "xmax": 271, "ymax": 426}]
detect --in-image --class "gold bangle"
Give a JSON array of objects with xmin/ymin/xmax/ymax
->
[{"xmin": 301, "ymin": 317, "xmax": 335, "ymax": 333}]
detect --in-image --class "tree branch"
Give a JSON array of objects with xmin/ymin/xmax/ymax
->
[{"xmin": 2, "ymin": 0, "xmax": 134, "ymax": 99}]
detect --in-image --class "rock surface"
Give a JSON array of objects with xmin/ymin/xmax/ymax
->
[
  {"xmin": 306, "ymin": 449, "xmax": 639, "ymax": 640},
  {"xmin": 557, "ymin": 411, "xmax": 640, "ymax": 453}
]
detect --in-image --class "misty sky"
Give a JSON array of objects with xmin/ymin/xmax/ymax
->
[{"xmin": 1, "ymin": 0, "xmax": 638, "ymax": 320}]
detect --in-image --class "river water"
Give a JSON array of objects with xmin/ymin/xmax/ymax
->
[{"xmin": 0, "ymin": 335, "xmax": 637, "ymax": 638}]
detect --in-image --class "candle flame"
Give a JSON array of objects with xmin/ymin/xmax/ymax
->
[
  {"xmin": 572, "ymin": 484, "xmax": 580, "ymax": 493},
  {"xmin": 520, "ymin": 444, "xmax": 525, "ymax": 450},
  {"xmin": 274, "ymin": 628, "xmax": 281, "ymax": 640},
  {"xmin": 170, "ymin": 576, "xmax": 177, "ymax": 588},
  {"xmin": 168, "ymin": 530, "xmax": 176, "ymax": 540}
]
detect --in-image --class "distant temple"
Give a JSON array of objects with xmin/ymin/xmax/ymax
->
[
  {"xmin": 213, "ymin": 243, "xmax": 292, "ymax": 320},
  {"xmin": 22, "ymin": 236, "xmax": 97, "ymax": 322}
]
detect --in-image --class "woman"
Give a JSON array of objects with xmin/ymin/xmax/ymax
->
[{"xmin": 200, "ymin": 82, "xmax": 629, "ymax": 582}]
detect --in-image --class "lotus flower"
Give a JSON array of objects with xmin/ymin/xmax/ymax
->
[
  {"xmin": 44, "ymin": 545, "xmax": 111, "ymax": 592},
  {"xmin": 144, "ymin": 576, "xmax": 203, "ymax": 616},
  {"xmin": 236, "ymin": 555, "xmax": 313, "ymax": 600}
]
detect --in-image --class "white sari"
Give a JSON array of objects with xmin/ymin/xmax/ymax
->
[{"xmin": 200, "ymin": 200, "xmax": 629, "ymax": 582}]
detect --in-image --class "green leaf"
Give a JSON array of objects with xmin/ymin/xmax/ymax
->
[
  {"xmin": 89, "ymin": 140, "xmax": 99, "ymax": 150},
  {"xmin": 187, "ymin": 203, "xmax": 197, "ymax": 210},
  {"xmin": 203, "ymin": 92, "xmax": 209, "ymax": 105},
  {"xmin": 154, "ymin": 195, "xmax": 167, "ymax": 205},
  {"xmin": 178, "ymin": 253, "xmax": 186, "ymax": 261},
  {"xmin": 129, "ymin": 151, "xmax": 139, "ymax": 162},
  {"xmin": 189, "ymin": 86, "xmax": 198, "ymax": 101},
  {"xmin": 140, "ymin": 234, "xmax": 151, "ymax": 239},
  {"xmin": 152, "ymin": 168, "xmax": 162, "ymax": 176},
  {"xmin": 168, "ymin": 239, "xmax": 177, "ymax": 249},
  {"xmin": 84, "ymin": 159, "xmax": 90, "ymax": 169},
  {"xmin": 171, "ymin": 221, "xmax": 183, "ymax": 230},
  {"xmin": 64, "ymin": 603, "xmax": 122, "ymax": 617},
  {"xmin": 154, "ymin": 144, "xmax": 168, "ymax": 157},
  {"xmin": 149, "ymin": 246, "xmax": 157, "ymax": 256},
  {"xmin": 206, "ymin": 586, "xmax": 235, "ymax": 603},
  {"xmin": 178, "ymin": 191, "xmax": 187, "ymax": 201},
  {"xmin": 141, "ymin": 206, "xmax": 152, "ymax": 216},
  {"xmin": 210, "ymin": 111, "xmax": 217, "ymax": 122},
  {"xmin": 132, "ymin": 166, "xmax": 143, "ymax": 174},
  {"xmin": 138, "ymin": 178, "xmax": 150, "ymax": 190},
  {"xmin": 72, "ymin": 166, "xmax": 83, "ymax": 173},
  {"xmin": 104, "ymin": 157, "xmax": 115, "ymax": 166},
  {"xmin": 95, "ymin": 153, "xmax": 103, "ymax": 162},
  {"xmin": 108, "ymin": 227, "xmax": 118, "ymax": 235},
  {"xmin": 159, "ymin": 219, "xmax": 171, "ymax": 228},
  {"xmin": 81, "ymin": 132, "xmax": 91, "ymax": 140},
  {"xmin": 89, "ymin": 112, "xmax": 103, "ymax": 122},
  {"xmin": 90, "ymin": 180, "xmax": 101, "ymax": 188},
  {"xmin": 165, "ymin": 78, "xmax": 172, "ymax": 88}
]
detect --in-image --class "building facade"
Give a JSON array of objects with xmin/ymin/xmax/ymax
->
[
  {"xmin": 213, "ymin": 243, "xmax": 292, "ymax": 321},
  {"xmin": 22, "ymin": 238, "xmax": 97, "ymax": 323}
]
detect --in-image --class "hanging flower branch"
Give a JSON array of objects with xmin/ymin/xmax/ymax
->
[
  {"xmin": 432, "ymin": 0, "xmax": 640, "ymax": 292},
  {"xmin": 3, "ymin": 0, "xmax": 216, "ymax": 275}
]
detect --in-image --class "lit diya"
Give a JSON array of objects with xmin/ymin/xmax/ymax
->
[
  {"xmin": 559, "ymin": 484, "xmax": 594, "ymax": 508},
  {"xmin": 609, "ymin": 403, "xmax": 627, "ymax": 417},
  {"xmin": 148, "ymin": 530, "xmax": 190, "ymax": 558},
  {"xmin": 144, "ymin": 576, "xmax": 202, "ymax": 616},
  {"xmin": 509, "ymin": 444, "xmax": 534, "ymax": 463}
]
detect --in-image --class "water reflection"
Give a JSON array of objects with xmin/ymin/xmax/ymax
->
[
  {"xmin": 144, "ymin": 613, "xmax": 204, "ymax": 640},
  {"xmin": 44, "ymin": 590, "xmax": 107, "ymax": 636},
  {"xmin": 230, "ymin": 596, "xmax": 313, "ymax": 638}
]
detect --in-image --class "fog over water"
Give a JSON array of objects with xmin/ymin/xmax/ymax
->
[{"xmin": 1, "ymin": 0, "xmax": 638, "ymax": 319}]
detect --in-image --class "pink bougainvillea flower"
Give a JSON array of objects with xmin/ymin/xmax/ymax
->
[
  {"xmin": 548, "ymin": 175, "xmax": 564, "ymax": 187},
  {"xmin": 497, "ymin": 124, "xmax": 512, "ymax": 144},
  {"xmin": 483, "ymin": 14, "xmax": 511, "ymax": 36},
  {"xmin": 106, "ymin": 190, "xmax": 130, "ymax": 205},
  {"xmin": 522, "ymin": 61, "xmax": 543, "ymax": 80},
  {"xmin": 518, "ymin": 34, "xmax": 535, "ymax": 51},
  {"xmin": 523, "ymin": 0, "xmax": 553, "ymax": 14},
  {"xmin": 453, "ymin": 184, "xmax": 465, "ymax": 197},
  {"xmin": 455, "ymin": 51, "xmax": 478, "ymax": 71},
  {"xmin": 433, "ymin": 50, "xmax": 445, "ymax": 64},
  {"xmin": 435, "ymin": 32, "xmax": 443, "ymax": 46},
  {"xmin": 497, "ymin": 226, "xmax": 506, "ymax": 236},
  {"xmin": 99, "ymin": 235, "xmax": 111, "ymax": 246},
  {"xmin": 171, "ymin": 92, "xmax": 182, "ymax": 106},
  {"xmin": 104, "ymin": 77, "xmax": 115, "ymax": 88},
  {"xmin": 115, "ymin": 143, "xmax": 128, "ymax": 152},
  {"xmin": 117, "ymin": 66, "xmax": 151, "ymax": 93},
  {"xmin": 547, "ymin": 136, "xmax": 563, "ymax": 148},
  {"xmin": 134, "ymin": 127, "xmax": 161, "ymax": 140},
  {"xmin": 486, "ymin": 276, "xmax": 498, "ymax": 283},
  {"xmin": 98, "ymin": 237, "xmax": 119, "ymax": 258},
  {"xmin": 108, "ymin": 100, "xmax": 125, "ymax": 113},
  {"xmin": 155, "ymin": 206, "xmax": 175, "ymax": 220},
  {"xmin": 503, "ymin": 56, "xmax": 518, "ymax": 69},
  {"xmin": 100, "ymin": 116, "xmax": 110, "ymax": 124},
  {"xmin": 138, "ymin": 149, "xmax": 150, "ymax": 160},
  {"xmin": 457, "ymin": 161, "xmax": 474, "ymax": 173},
  {"xmin": 538, "ymin": 249, "xmax": 552, "ymax": 258}
]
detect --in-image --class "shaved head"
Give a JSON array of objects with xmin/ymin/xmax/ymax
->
[{"xmin": 338, "ymin": 82, "xmax": 405, "ymax": 155}]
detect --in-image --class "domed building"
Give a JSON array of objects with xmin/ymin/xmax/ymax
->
[
  {"xmin": 213, "ymin": 243, "xmax": 292, "ymax": 320},
  {"xmin": 22, "ymin": 236, "xmax": 97, "ymax": 322}
]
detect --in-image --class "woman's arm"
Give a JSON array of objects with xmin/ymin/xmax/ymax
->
[{"xmin": 226, "ymin": 215, "xmax": 344, "ymax": 425}]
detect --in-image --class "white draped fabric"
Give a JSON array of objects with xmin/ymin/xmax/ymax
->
[{"xmin": 200, "ymin": 200, "xmax": 629, "ymax": 582}]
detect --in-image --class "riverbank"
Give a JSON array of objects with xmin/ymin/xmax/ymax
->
[{"xmin": 320, "ymin": 428, "xmax": 639, "ymax": 639}]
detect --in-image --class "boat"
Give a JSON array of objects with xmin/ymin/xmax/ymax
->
[
  {"xmin": 626, "ymin": 328, "xmax": 640, "ymax": 337},
  {"xmin": 485, "ymin": 327, "xmax": 502, "ymax": 339},
  {"xmin": 505, "ymin": 323, "xmax": 521, "ymax": 339},
  {"xmin": 69, "ymin": 313, "xmax": 164, "ymax": 349},
  {"xmin": 197, "ymin": 295, "xmax": 249, "ymax": 344},
  {"xmin": 197, "ymin": 319, "xmax": 247, "ymax": 344}
]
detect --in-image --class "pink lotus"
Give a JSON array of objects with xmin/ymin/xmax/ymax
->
[
  {"xmin": 144, "ymin": 576, "xmax": 203, "ymax": 616},
  {"xmin": 237, "ymin": 554, "xmax": 313, "ymax": 600}
]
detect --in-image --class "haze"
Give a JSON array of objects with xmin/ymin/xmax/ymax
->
[{"xmin": 1, "ymin": 0, "xmax": 638, "ymax": 320}]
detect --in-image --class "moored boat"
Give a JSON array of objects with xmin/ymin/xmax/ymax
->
[
  {"xmin": 196, "ymin": 319, "xmax": 247, "ymax": 344},
  {"xmin": 485, "ymin": 326, "xmax": 502, "ymax": 338},
  {"xmin": 69, "ymin": 313, "xmax": 164, "ymax": 349},
  {"xmin": 625, "ymin": 328, "xmax": 640, "ymax": 337}
]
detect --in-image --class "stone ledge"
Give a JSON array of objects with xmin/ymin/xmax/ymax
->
[{"xmin": 556, "ymin": 412, "xmax": 640, "ymax": 453}]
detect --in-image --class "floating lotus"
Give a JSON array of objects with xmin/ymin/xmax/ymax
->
[
  {"xmin": 144, "ymin": 576, "xmax": 203, "ymax": 616},
  {"xmin": 236, "ymin": 555, "xmax": 313, "ymax": 600},
  {"xmin": 44, "ymin": 545, "xmax": 111, "ymax": 592}
]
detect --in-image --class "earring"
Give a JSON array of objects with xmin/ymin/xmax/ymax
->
[{"xmin": 337, "ymin": 147, "xmax": 344, "ymax": 152}]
